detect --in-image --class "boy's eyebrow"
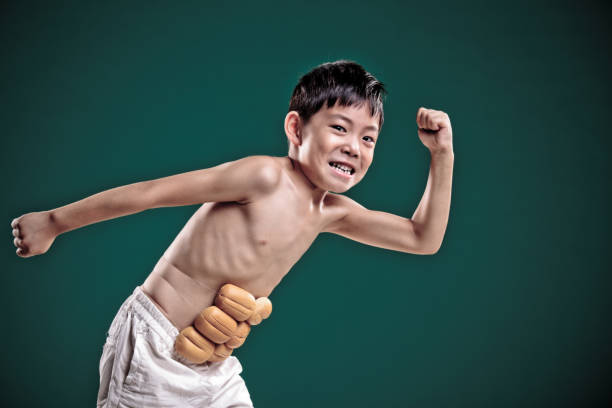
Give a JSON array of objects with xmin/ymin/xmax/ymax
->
[{"xmin": 328, "ymin": 114, "xmax": 379, "ymax": 132}]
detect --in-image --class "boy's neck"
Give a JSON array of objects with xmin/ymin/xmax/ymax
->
[{"xmin": 286, "ymin": 156, "xmax": 329, "ymax": 209}]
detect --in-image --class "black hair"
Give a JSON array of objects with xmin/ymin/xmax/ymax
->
[{"xmin": 288, "ymin": 60, "xmax": 387, "ymax": 131}]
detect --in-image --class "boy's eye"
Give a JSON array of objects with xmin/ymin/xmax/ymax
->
[
  {"xmin": 331, "ymin": 125, "xmax": 346, "ymax": 132},
  {"xmin": 363, "ymin": 136, "xmax": 375, "ymax": 143}
]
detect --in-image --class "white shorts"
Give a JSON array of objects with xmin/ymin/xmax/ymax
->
[{"xmin": 97, "ymin": 286, "xmax": 254, "ymax": 408}]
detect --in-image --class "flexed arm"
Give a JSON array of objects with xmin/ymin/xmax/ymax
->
[
  {"xmin": 11, "ymin": 155, "xmax": 282, "ymax": 258},
  {"xmin": 411, "ymin": 107, "xmax": 454, "ymax": 253},
  {"xmin": 323, "ymin": 107, "xmax": 454, "ymax": 255}
]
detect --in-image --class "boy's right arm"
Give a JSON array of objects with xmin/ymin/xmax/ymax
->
[{"xmin": 11, "ymin": 155, "xmax": 281, "ymax": 258}]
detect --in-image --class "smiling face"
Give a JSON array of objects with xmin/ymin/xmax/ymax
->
[{"xmin": 286, "ymin": 100, "xmax": 380, "ymax": 193}]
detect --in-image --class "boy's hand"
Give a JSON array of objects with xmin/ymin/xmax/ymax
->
[
  {"xmin": 174, "ymin": 284, "xmax": 272, "ymax": 364},
  {"xmin": 11, "ymin": 211, "xmax": 59, "ymax": 258},
  {"xmin": 175, "ymin": 298, "xmax": 272, "ymax": 364},
  {"xmin": 416, "ymin": 107, "xmax": 454, "ymax": 154}
]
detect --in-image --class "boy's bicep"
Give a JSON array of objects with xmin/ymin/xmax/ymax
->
[
  {"xmin": 325, "ymin": 195, "xmax": 431, "ymax": 255},
  {"xmin": 147, "ymin": 156, "xmax": 281, "ymax": 207}
]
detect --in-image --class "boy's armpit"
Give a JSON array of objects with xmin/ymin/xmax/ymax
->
[
  {"xmin": 323, "ymin": 194, "xmax": 433, "ymax": 255},
  {"xmin": 147, "ymin": 155, "xmax": 282, "ymax": 208}
]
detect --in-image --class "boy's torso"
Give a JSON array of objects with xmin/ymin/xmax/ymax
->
[{"xmin": 142, "ymin": 156, "xmax": 343, "ymax": 329}]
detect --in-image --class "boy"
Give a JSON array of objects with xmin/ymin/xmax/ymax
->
[{"xmin": 11, "ymin": 60, "xmax": 454, "ymax": 407}]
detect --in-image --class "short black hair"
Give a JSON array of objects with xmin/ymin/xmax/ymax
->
[{"xmin": 288, "ymin": 60, "xmax": 387, "ymax": 131}]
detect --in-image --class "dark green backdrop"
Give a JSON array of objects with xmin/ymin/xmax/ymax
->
[{"xmin": 2, "ymin": 1, "xmax": 610, "ymax": 407}]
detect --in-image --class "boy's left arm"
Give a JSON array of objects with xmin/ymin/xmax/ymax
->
[
  {"xmin": 324, "ymin": 107, "xmax": 454, "ymax": 255},
  {"xmin": 410, "ymin": 107, "xmax": 454, "ymax": 253}
]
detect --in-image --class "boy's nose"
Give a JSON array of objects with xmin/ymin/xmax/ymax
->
[{"xmin": 341, "ymin": 138, "xmax": 360, "ymax": 158}]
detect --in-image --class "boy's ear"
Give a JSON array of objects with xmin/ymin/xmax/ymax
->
[{"xmin": 284, "ymin": 111, "xmax": 302, "ymax": 147}]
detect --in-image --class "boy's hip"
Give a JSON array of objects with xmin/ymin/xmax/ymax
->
[{"xmin": 98, "ymin": 286, "xmax": 251, "ymax": 407}]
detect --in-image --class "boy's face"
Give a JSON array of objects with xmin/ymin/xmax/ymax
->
[{"xmin": 291, "ymin": 101, "xmax": 380, "ymax": 193}]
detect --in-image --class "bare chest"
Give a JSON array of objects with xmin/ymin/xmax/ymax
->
[{"xmin": 166, "ymin": 193, "xmax": 328, "ymax": 297}]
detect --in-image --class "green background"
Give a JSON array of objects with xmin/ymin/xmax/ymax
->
[{"xmin": 2, "ymin": 0, "xmax": 610, "ymax": 406}]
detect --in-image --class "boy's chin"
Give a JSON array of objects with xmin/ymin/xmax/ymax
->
[
  {"xmin": 329, "ymin": 185, "xmax": 352, "ymax": 193},
  {"xmin": 322, "ymin": 174, "xmax": 365, "ymax": 193},
  {"xmin": 316, "ymin": 171, "xmax": 364, "ymax": 193},
  {"xmin": 326, "ymin": 180, "xmax": 357, "ymax": 194}
]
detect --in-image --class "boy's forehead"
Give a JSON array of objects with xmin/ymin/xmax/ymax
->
[{"xmin": 319, "ymin": 103, "xmax": 380, "ymax": 133}]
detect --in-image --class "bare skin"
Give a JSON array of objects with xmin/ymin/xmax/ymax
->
[
  {"xmin": 11, "ymin": 102, "xmax": 454, "ymax": 332},
  {"xmin": 141, "ymin": 156, "xmax": 342, "ymax": 329}
]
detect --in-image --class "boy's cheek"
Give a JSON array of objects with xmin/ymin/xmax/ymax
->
[{"xmin": 360, "ymin": 161, "xmax": 373, "ymax": 177}]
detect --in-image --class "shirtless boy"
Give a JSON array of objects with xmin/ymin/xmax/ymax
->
[{"xmin": 11, "ymin": 60, "xmax": 454, "ymax": 407}]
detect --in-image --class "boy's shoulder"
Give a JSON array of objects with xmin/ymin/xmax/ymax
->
[
  {"xmin": 231, "ymin": 155, "xmax": 285, "ymax": 196},
  {"xmin": 236, "ymin": 154, "xmax": 285, "ymax": 169}
]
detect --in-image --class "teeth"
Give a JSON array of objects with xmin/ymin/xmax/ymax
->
[{"xmin": 330, "ymin": 162, "xmax": 353, "ymax": 174}]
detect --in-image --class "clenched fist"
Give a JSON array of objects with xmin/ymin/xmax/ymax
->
[
  {"xmin": 174, "ymin": 283, "xmax": 272, "ymax": 364},
  {"xmin": 416, "ymin": 107, "xmax": 453, "ymax": 154},
  {"xmin": 11, "ymin": 211, "xmax": 59, "ymax": 258}
]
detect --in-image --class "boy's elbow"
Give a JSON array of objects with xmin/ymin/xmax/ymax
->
[
  {"xmin": 413, "ymin": 240, "xmax": 441, "ymax": 255},
  {"xmin": 425, "ymin": 241, "xmax": 443, "ymax": 255},
  {"xmin": 414, "ymin": 247, "xmax": 438, "ymax": 255},
  {"xmin": 400, "ymin": 241, "xmax": 438, "ymax": 255},
  {"xmin": 141, "ymin": 179, "xmax": 173, "ymax": 209}
]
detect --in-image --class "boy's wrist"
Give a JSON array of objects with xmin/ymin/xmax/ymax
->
[
  {"xmin": 430, "ymin": 146, "xmax": 454, "ymax": 158},
  {"xmin": 48, "ymin": 209, "xmax": 67, "ymax": 236}
]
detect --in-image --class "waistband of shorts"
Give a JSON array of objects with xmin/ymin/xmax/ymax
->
[{"xmin": 130, "ymin": 285, "xmax": 180, "ymax": 345}]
